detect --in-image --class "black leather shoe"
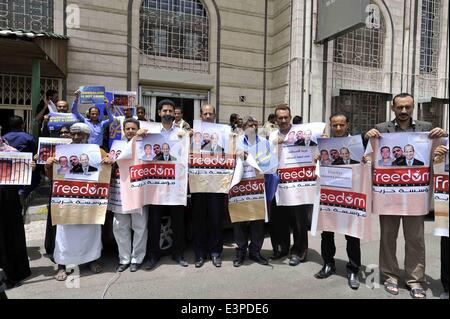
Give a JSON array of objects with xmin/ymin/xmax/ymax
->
[
  {"xmin": 211, "ymin": 256, "xmax": 222, "ymax": 267},
  {"xmin": 195, "ymin": 257, "xmax": 205, "ymax": 268},
  {"xmin": 144, "ymin": 257, "xmax": 159, "ymax": 270},
  {"xmin": 173, "ymin": 256, "xmax": 188, "ymax": 267},
  {"xmin": 233, "ymin": 254, "xmax": 245, "ymax": 267},
  {"xmin": 130, "ymin": 263, "xmax": 140, "ymax": 272},
  {"xmin": 314, "ymin": 264, "xmax": 336, "ymax": 279},
  {"xmin": 116, "ymin": 263, "xmax": 130, "ymax": 272},
  {"xmin": 270, "ymin": 251, "xmax": 288, "ymax": 260},
  {"xmin": 249, "ymin": 253, "xmax": 269, "ymax": 265},
  {"xmin": 289, "ymin": 255, "xmax": 302, "ymax": 266},
  {"xmin": 347, "ymin": 272, "xmax": 360, "ymax": 290}
]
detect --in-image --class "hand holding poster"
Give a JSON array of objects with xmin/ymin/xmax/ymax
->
[
  {"xmin": 433, "ymin": 139, "xmax": 449, "ymax": 237},
  {"xmin": 117, "ymin": 132, "xmax": 189, "ymax": 210},
  {"xmin": 189, "ymin": 120, "xmax": 237, "ymax": 194},
  {"xmin": 0, "ymin": 152, "xmax": 32, "ymax": 185},
  {"xmin": 37, "ymin": 137, "xmax": 72, "ymax": 165},
  {"xmin": 370, "ymin": 132, "xmax": 434, "ymax": 216},
  {"xmin": 228, "ymin": 156, "xmax": 267, "ymax": 223},
  {"xmin": 276, "ymin": 122, "xmax": 326, "ymax": 206},
  {"xmin": 51, "ymin": 144, "xmax": 111, "ymax": 225}
]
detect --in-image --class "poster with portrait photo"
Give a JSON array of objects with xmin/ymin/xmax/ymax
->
[
  {"xmin": 108, "ymin": 140, "xmax": 130, "ymax": 214},
  {"xmin": 136, "ymin": 133, "xmax": 183, "ymax": 163},
  {"xmin": 317, "ymin": 135, "xmax": 364, "ymax": 167},
  {"xmin": 276, "ymin": 122, "xmax": 325, "ymax": 206},
  {"xmin": 0, "ymin": 151, "xmax": 32, "ymax": 185},
  {"xmin": 109, "ymin": 140, "xmax": 127, "ymax": 162},
  {"xmin": 117, "ymin": 133, "xmax": 190, "ymax": 210},
  {"xmin": 37, "ymin": 137, "xmax": 72, "ymax": 165},
  {"xmin": 189, "ymin": 120, "xmax": 236, "ymax": 194},
  {"xmin": 375, "ymin": 132, "xmax": 430, "ymax": 167},
  {"xmin": 55, "ymin": 144, "xmax": 102, "ymax": 182},
  {"xmin": 279, "ymin": 122, "xmax": 326, "ymax": 167},
  {"xmin": 370, "ymin": 132, "xmax": 434, "ymax": 216}
]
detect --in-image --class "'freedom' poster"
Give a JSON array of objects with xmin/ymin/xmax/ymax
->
[
  {"xmin": 275, "ymin": 122, "xmax": 326, "ymax": 206},
  {"xmin": 189, "ymin": 120, "xmax": 236, "ymax": 193},
  {"xmin": 370, "ymin": 132, "xmax": 433, "ymax": 216},
  {"xmin": 228, "ymin": 156, "xmax": 267, "ymax": 223},
  {"xmin": 51, "ymin": 144, "xmax": 111, "ymax": 225},
  {"xmin": 117, "ymin": 132, "xmax": 190, "ymax": 210},
  {"xmin": 312, "ymin": 159, "xmax": 372, "ymax": 239},
  {"xmin": 433, "ymin": 139, "xmax": 449, "ymax": 237}
]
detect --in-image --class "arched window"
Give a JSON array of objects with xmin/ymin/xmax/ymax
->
[
  {"xmin": 420, "ymin": 0, "xmax": 441, "ymax": 75},
  {"xmin": 0, "ymin": 0, "xmax": 53, "ymax": 32},
  {"xmin": 333, "ymin": 16, "xmax": 385, "ymax": 68},
  {"xmin": 140, "ymin": 0, "xmax": 209, "ymax": 72}
]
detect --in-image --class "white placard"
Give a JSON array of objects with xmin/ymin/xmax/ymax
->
[{"xmin": 319, "ymin": 166, "xmax": 353, "ymax": 189}]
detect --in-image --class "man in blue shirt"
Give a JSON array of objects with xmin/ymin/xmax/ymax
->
[
  {"xmin": 2, "ymin": 116, "xmax": 37, "ymax": 153},
  {"xmin": 72, "ymin": 90, "xmax": 113, "ymax": 146}
]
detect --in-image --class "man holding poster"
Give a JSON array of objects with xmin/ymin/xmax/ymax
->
[
  {"xmin": 137, "ymin": 99, "xmax": 189, "ymax": 270},
  {"xmin": 45, "ymin": 122, "xmax": 112, "ymax": 281},
  {"xmin": 230, "ymin": 116, "xmax": 269, "ymax": 267},
  {"xmin": 269, "ymin": 104, "xmax": 325, "ymax": 266},
  {"xmin": 365, "ymin": 93, "xmax": 448, "ymax": 299},
  {"xmin": 109, "ymin": 119, "xmax": 148, "ymax": 273},
  {"xmin": 72, "ymin": 90, "xmax": 114, "ymax": 146},
  {"xmin": 189, "ymin": 104, "xmax": 236, "ymax": 268},
  {"xmin": 314, "ymin": 114, "xmax": 365, "ymax": 290}
]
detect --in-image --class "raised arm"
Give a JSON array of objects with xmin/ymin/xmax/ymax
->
[{"xmin": 71, "ymin": 90, "xmax": 87, "ymax": 123}]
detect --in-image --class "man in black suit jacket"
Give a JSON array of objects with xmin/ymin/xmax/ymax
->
[
  {"xmin": 153, "ymin": 143, "xmax": 177, "ymax": 161},
  {"xmin": 331, "ymin": 147, "xmax": 359, "ymax": 165},
  {"xmin": 297, "ymin": 129, "xmax": 317, "ymax": 146},
  {"xmin": 391, "ymin": 146, "xmax": 406, "ymax": 166},
  {"xmin": 364, "ymin": 92, "xmax": 448, "ymax": 299},
  {"xmin": 71, "ymin": 153, "xmax": 98, "ymax": 173},
  {"xmin": 403, "ymin": 144, "xmax": 424, "ymax": 166},
  {"xmin": 314, "ymin": 113, "xmax": 362, "ymax": 290},
  {"xmin": 201, "ymin": 132, "xmax": 225, "ymax": 155}
]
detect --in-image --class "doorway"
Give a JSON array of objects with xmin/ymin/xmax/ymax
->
[{"xmin": 0, "ymin": 109, "xmax": 14, "ymax": 135}]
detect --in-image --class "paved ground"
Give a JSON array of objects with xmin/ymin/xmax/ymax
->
[{"xmin": 6, "ymin": 213, "xmax": 445, "ymax": 299}]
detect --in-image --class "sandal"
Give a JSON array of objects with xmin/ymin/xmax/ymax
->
[
  {"xmin": 410, "ymin": 287, "xmax": 426, "ymax": 299},
  {"xmin": 89, "ymin": 261, "xmax": 103, "ymax": 274},
  {"xmin": 384, "ymin": 281, "xmax": 399, "ymax": 295},
  {"xmin": 54, "ymin": 268, "xmax": 68, "ymax": 281}
]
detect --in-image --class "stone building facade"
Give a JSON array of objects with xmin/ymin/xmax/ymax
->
[{"xmin": 0, "ymin": 0, "xmax": 448, "ymax": 134}]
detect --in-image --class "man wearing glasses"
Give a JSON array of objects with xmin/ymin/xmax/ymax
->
[{"xmin": 365, "ymin": 93, "xmax": 448, "ymax": 299}]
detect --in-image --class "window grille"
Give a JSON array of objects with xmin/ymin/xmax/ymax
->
[
  {"xmin": 139, "ymin": 0, "xmax": 209, "ymax": 73},
  {"xmin": 332, "ymin": 91, "xmax": 388, "ymax": 135},
  {"xmin": 0, "ymin": 0, "xmax": 53, "ymax": 32}
]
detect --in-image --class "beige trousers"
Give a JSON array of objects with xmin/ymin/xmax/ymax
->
[{"xmin": 379, "ymin": 215, "xmax": 425, "ymax": 288}]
